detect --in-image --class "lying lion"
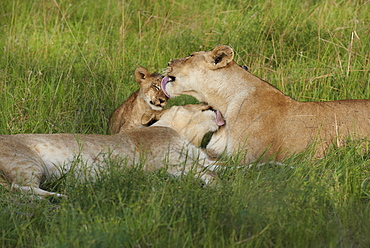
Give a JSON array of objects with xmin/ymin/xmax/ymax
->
[
  {"xmin": 108, "ymin": 67, "xmax": 168, "ymax": 134},
  {"xmin": 161, "ymin": 45, "xmax": 370, "ymax": 163},
  {"xmin": 0, "ymin": 104, "xmax": 224, "ymax": 197}
]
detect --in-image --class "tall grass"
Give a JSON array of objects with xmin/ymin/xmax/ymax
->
[{"xmin": 1, "ymin": 0, "xmax": 370, "ymax": 247}]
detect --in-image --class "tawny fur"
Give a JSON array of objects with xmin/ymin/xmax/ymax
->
[
  {"xmin": 0, "ymin": 104, "xmax": 220, "ymax": 197},
  {"xmin": 162, "ymin": 45, "xmax": 370, "ymax": 163},
  {"xmin": 108, "ymin": 67, "xmax": 168, "ymax": 134}
]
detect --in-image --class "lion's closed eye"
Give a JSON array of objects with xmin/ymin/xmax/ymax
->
[
  {"xmin": 152, "ymin": 84, "xmax": 160, "ymax": 91},
  {"xmin": 184, "ymin": 54, "xmax": 194, "ymax": 61},
  {"xmin": 201, "ymin": 106, "xmax": 215, "ymax": 112}
]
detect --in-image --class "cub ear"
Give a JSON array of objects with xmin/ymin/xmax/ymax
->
[
  {"xmin": 141, "ymin": 109, "xmax": 165, "ymax": 126},
  {"xmin": 207, "ymin": 45, "xmax": 234, "ymax": 69},
  {"xmin": 135, "ymin": 67, "xmax": 151, "ymax": 84}
]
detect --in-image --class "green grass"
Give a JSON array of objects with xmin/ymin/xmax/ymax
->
[{"xmin": 1, "ymin": 0, "xmax": 370, "ymax": 247}]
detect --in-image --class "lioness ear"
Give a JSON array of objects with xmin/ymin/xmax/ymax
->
[
  {"xmin": 135, "ymin": 67, "xmax": 151, "ymax": 84},
  {"xmin": 207, "ymin": 45, "xmax": 234, "ymax": 69},
  {"xmin": 141, "ymin": 109, "xmax": 164, "ymax": 126}
]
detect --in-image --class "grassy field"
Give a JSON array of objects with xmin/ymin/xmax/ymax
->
[{"xmin": 1, "ymin": 0, "xmax": 370, "ymax": 247}]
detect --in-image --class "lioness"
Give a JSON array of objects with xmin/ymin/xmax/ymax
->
[
  {"xmin": 0, "ymin": 104, "xmax": 224, "ymax": 197},
  {"xmin": 108, "ymin": 67, "xmax": 168, "ymax": 134},
  {"xmin": 161, "ymin": 45, "xmax": 370, "ymax": 163}
]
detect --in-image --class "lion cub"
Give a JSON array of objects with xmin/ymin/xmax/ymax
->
[
  {"xmin": 0, "ymin": 104, "xmax": 224, "ymax": 198},
  {"xmin": 108, "ymin": 67, "xmax": 168, "ymax": 134}
]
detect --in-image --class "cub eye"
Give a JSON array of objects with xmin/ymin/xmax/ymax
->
[{"xmin": 152, "ymin": 84, "xmax": 160, "ymax": 91}]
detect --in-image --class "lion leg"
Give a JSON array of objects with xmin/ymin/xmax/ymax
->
[
  {"xmin": 1, "ymin": 159, "xmax": 65, "ymax": 198},
  {"xmin": 1, "ymin": 177, "xmax": 65, "ymax": 198},
  {"xmin": 11, "ymin": 183, "xmax": 66, "ymax": 198},
  {"xmin": 166, "ymin": 160, "xmax": 217, "ymax": 185},
  {"xmin": 169, "ymin": 147, "xmax": 219, "ymax": 184}
]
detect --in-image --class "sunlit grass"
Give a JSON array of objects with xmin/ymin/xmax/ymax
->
[{"xmin": 1, "ymin": 0, "xmax": 370, "ymax": 247}]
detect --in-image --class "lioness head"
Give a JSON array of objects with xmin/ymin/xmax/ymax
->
[
  {"xmin": 136, "ymin": 67, "xmax": 168, "ymax": 111},
  {"xmin": 142, "ymin": 104, "xmax": 225, "ymax": 147},
  {"xmin": 161, "ymin": 45, "xmax": 235, "ymax": 101}
]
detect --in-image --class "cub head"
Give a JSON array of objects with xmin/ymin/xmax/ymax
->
[
  {"xmin": 161, "ymin": 45, "xmax": 235, "ymax": 100},
  {"xmin": 142, "ymin": 104, "xmax": 225, "ymax": 147},
  {"xmin": 135, "ymin": 67, "xmax": 168, "ymax": 111}
]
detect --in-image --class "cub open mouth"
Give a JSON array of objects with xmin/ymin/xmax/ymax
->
[{"xmin": 161, "ymin": 76, "xmax": 174, "ymax": 98}]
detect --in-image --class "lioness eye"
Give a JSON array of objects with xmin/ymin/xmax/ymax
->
[
  {"xmin": 202, "ymin": 106, "xmax": 214, "ymax": 112},
  {"xmin": 185, "ymin": 54, "xmax": 194, "ymax": 61},
  {"xmin": 153, "ymin": 85, "xmax": 160, "ymax": 90}
]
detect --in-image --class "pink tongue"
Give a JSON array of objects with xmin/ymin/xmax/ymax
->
[
  {"xmin": 215, "ymin": 110, "xmax": 225, "ymax": 126},
  {"xmin": 161, "ymin": 76, "xmax": 171, "ymax": 98}
]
